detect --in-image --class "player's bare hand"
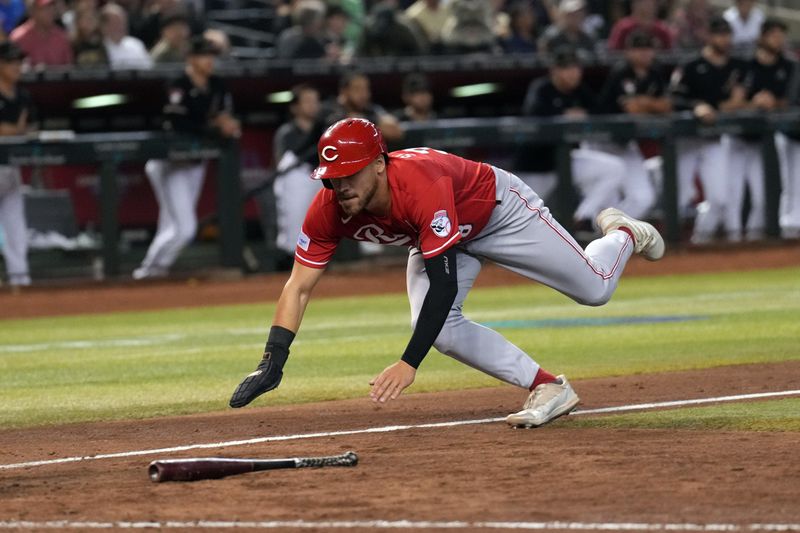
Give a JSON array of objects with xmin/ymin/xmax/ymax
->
[
  {"xmin": 693, "ymin": 103, "xmax": 716, "ymax": 123},
  {"xmin": 369, "ymin": 361, "xmax": 416, "ymax": 404}
]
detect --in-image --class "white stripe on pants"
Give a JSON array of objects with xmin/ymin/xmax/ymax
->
[
  {"xmin": 0, "ymin": 166, "xmax": 29, "ymax": 280},
  {"xmin": 139, "ymin": 159, "xmax": 206, "ymax": 272},
  {"xmin": 406, "ymin": 167, "xmax": 634, "ymax": 390}
]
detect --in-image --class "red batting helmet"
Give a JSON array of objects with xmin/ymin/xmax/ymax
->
[{"xmin": 311, "ymin": 118, "xmax": 388, "ymax": 181}]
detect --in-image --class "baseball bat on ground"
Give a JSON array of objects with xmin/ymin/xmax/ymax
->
[{"xmin": 148, "ymin": 451, "xmax": 358, "ymax": 483}]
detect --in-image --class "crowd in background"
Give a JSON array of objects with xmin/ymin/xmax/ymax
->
[
  {"xmin": 0, "ymin": 0, "xmax": 791, "ymax": 67},
  {"xmin": 1, "ymin": 0, "xmax": 800, "ymax": 286}
]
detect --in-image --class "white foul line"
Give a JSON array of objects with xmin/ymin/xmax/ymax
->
[
  {"xmin": 1, "ymin": 389, "xmax": 798, "ymax": 472},
  {"xmin": 0, "ymin": 520, "xmax": 799, "ymax": 531}
]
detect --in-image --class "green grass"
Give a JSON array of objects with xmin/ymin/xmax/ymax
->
[
  {"xmin": 1, "ymin": 267, "xmax": 799, "ymax": 429},
  {"xmin": 567, "ymin": 398, "xmax": 800, "ymax": 432}
]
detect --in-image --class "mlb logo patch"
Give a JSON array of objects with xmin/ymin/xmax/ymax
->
[
  {"xmin": 430, "ymin": 210, "xmax": 452, "ymax": 238},
  {"xmin": 297, "ymin": 230, "xmax": 310, "ymax": 251}
]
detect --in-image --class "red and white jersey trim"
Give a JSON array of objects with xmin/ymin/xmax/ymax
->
[
  {"xmin": 421, "ymin": 232, "xmax": 462, "ymax": 258},
  {"xmin": 295, "ymin": 251, "xmax": 329, "ymax": 267}
]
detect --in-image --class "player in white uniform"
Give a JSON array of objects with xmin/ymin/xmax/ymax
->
[
  {"xmin": 134, "ymin": 37, "xmax": 240, "ymax": 279},
  {"xmin": 0, "ymin": 43, "xmax": 31, "ymax": 287},
  {"xmin": 670, "ymin": 17, "xmax": 748, "ymax": 243},
  {"xmin": 229, "ymin": 119, "xmax": 666, "ymax": 428},
  {"xmin": 271, "ymin": 84, "xmax": 322, "ymax": 263}
]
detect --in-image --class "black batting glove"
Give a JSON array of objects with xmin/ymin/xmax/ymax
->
[
  {"xmin": 229, "ymin": 353, "xmax": 284, "ymax": 408},
  {"xmin": 229, "ymin": 326, "xmax": 294, "ymax": 408}
]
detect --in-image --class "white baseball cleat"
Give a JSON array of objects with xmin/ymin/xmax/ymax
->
[
  {"xmin": 596, "ymin": 207, "xmax": 665, "ymax": 261},
  {"xmin": 506, "ymin": 375, "xmax": 580, "ymax": 428}
]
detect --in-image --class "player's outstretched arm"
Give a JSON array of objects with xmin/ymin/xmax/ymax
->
[{"xmin": 229, "ymin": 261, "xmax": 325, "ymax": 408}]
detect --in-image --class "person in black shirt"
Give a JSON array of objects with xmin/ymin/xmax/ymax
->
[
  {"xmin": 670, "ymin": 16, "xmax": 749, "ymax": 243},
  {"xmin": 0, "ymin": 42, "xmax": 32, "ymax": 287},
  {"xmin": 393, "ymin": 73, "xmax": 437, "ymax": 123},
  {"xmin": 133, "ymin": 37, "xmax": 240, "ymax": 280},
  {"xmin": 518, "ymin": 46, "xmax": 625, "ymax": 227},
  {"xmin": 594, "ymin": 30, "xmax": 672, "ymax": 220},
  {"xmin": 726, "ymin": 19, "xmax": 794, "ymax": 241}
]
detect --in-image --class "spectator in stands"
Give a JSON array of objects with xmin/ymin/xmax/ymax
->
[
  {"xmin": 670, "ymin": 16, "xmax": 748, "ymax": 243},
  {"xmin": 723, "ymin": 0, "xmax": 765, "ymax": 52},
  {"xmin": 394, "ymin": 72, "xmax": 436, "ymax": 122},
  {"xmin": 440, "ymin": 0, "xmax": 499, "ymax": 54},
  {"xmin": 134, "ymin": 37, "xmax": 240, "ymax": 280},
  {"xmin": 72, "ymin": 7, "xmax": 108, "ymax": 66},
  {"xmin": 360, "ymin": 0, "xmax": 427, "ymax": 57},
  {"xmin": 517, "ymin": 46, "xmax": 625, "ymax": 229},
  {"xmin": 10, "ymin": 0, "xmax": 73, "ymax": 66},
  {"xmin": 323, "ymin": 5, "xmax": 353, "ymax": 63},
  {"xmin": 0, "ymin": 42, "xmax": 32, "ymax": 287},
  {"xmin": 728, "ymin": 19, "xmax": 794, "ymax": 241},
  {"xmin": 607, "ymin": 0, "xmax": 673, "ymax": 51},
  {"xmin": 276, "ymin": 0, "xmax": 327, "ymax": 59},
  {"xmin": 136, "ymin": 0, "xmax": 200, "ymax": 50},
  {"xmin": 0, "ymin": 0, "xmax": 25, "ymax": 40},
  {"xmin": 501, "ymin": 0, "xmax": 538, "ymax": 54},
  {"xmin": 269, "ymin": 84, "xmax": 322, "ymax": 270},
  {"xmin": 405, "ymin": 0, "xmax": 449, "ymax": 52},
  {"xmin": 101, "ymin": 3, "xmax": 152, "ymax": 69},
  {"xmin": 670, "ymin": 0, "xmax": 715, "ymax": 50},
  {"xmin": 150, "ymin": 13, "xmax": 190, "ymax": 63},
  {"xmin": 321, "ymin": 70, "xmax": 404, "ymax": 144},
  {"xmin": 538, "ymin": 0, "xmax": 597, "ymax": 60},
  {"xmin": 595, "ymin": 30, "xmax": 672, "ymax": 220}
]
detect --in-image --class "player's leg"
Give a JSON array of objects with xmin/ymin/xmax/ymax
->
[
  {"xmin": 0, "ymin": 168, "xmax": 30, "ymax": 286},
  {"xmin": 136, "ymin": 160, "xmax": 176, "ymax": 278},
  {"xmin": 617, "ymin": 141, "xmax": 656, "ymax": 220},
  {"xmin": 406, "ymin": 247, "xmax": 575, "ymax": 427},
  {"xmin": 720, "ymin": 135, "xmax": 747, "ymax": 242},
  {"xmin": 274, "ymin": 162, "xmax": 318, "ymax": 255},
  {"xmin": 570, "ymin": 147, "xmax": 625, "ymax": 223},
  {"xmin": 466, "ymin": 167, "xmax": 640, "ymax": 307},
  {"xmin": 777, "ymin": 135, "xmax": 800, "ymax": 238},
  {"xmin": 406, "ymin": 248, "xmax": 539, "ymax": 388},
  {"xmin": 742, "ymin": 141, "xmax": 765, "ymax": 240},
  {"xmin": 692, "ymin": 138, "xmax": 729, "ymax": 243},
  {"xmin": 153, "ymin": 163, "xmax": 205, "ymax": 269},
  {"xmin": 676, "ymin": 138, "xmax": 701, "ymax": 218}
]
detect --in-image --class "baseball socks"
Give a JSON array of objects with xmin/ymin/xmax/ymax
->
[{"xmin": 530, "ymin": 368, "xmax": 558, "ymax": 390}]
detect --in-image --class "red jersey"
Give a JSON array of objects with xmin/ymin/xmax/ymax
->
[{"xmin": 295, "ymin": 148, "xmax": 496, "ymax": 269}]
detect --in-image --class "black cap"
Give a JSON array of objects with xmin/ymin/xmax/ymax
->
[
  {"xmin": 761, "ymin": 18, "xmax": 788, "ymax": 35},
  {"xmin": 189, "ymin": 36, "xmax": 220, "ymax": 56},
  {"xmin": 402, "ymin": 73, "xmax": 430, "ymax": 95},
  {"xmin": 625, "ymin": 29, "xmax": 656, "ymax": 49},
  {"xmin": 709, "ymin": 16, "xmax": 732, "ymax": 34},
  {"xmin": 551, "ymin": 46, "xmax": 581, "ymax": 68},
  {"xmin": 0, "ymin": 42, "xmax": 25, "ymax": 61}
]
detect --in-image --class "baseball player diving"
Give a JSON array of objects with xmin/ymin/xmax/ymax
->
[{"xmin": 230, "ymin": 118, "xmax": 665, "ymax": 427}]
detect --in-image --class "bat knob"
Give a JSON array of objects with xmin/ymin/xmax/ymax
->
[{"xmin": 345, "ymin": 451, "xmax": 359, "ymax": 466}]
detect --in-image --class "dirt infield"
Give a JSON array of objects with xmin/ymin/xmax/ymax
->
[
  {"xmin": 1, "ymin": 362, "xmax": 799, "ymax": 528},
  {"xmin": 1, "ymin": 245, "xmax": 799, "ymax": 529}
]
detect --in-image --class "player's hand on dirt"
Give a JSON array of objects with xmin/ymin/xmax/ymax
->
[
  {"xmin": 369, "ymin": 361, "xmax": 416, "ymax": 404},
  {"xmin": 229, "ymin": 354, "xmax": 283, "ymax": 408}
]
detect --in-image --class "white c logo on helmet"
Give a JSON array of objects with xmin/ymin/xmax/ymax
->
[{"xmin": 321, "ymin": 146, "xmax": 339, "ymax": 162}]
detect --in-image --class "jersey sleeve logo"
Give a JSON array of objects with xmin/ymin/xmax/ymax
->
[
  {"xmin": 321, "ymin": 146, "xmax": 339, "ymax": 162},
  {"xmin": 430, "ymin": 210, "xmax": 452, "ymax": 238},
  {"xmin": 297, "ymin": 229, "xmax": 310, "ymax": 251}
]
